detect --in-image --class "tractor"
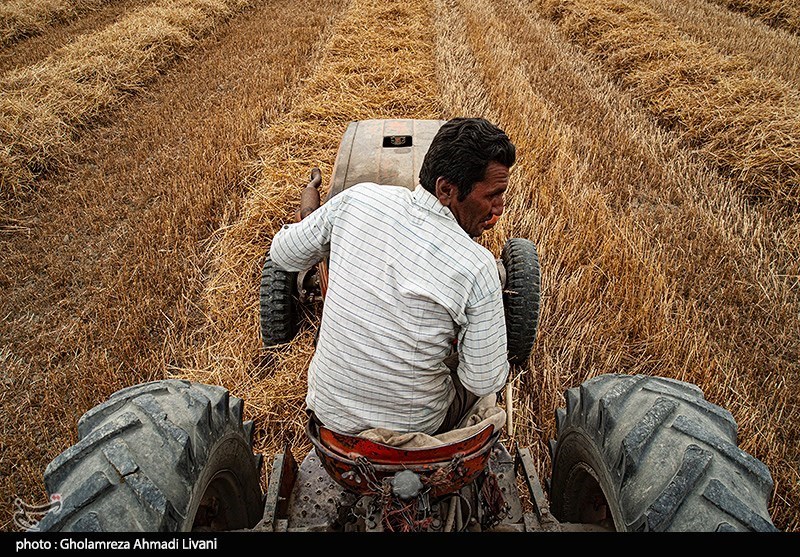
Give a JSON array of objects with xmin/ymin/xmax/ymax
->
[{"xmin": 34, "ymin": 120, "xmax": 778, "ymax": 533}]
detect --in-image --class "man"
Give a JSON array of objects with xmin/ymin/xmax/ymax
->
[{"xmin": 269, "ymin": 117, "xmax": 515, "ymax": 435}]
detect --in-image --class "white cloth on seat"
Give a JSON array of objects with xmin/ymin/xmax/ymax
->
[{"xmin": 355, "ymin": 394, "xmax": 506, "ymax": 449}]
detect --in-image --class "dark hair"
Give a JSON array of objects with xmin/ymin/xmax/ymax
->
[{"xmin": 419, "ymin": 118, "xmax": 516, "ymax": 200}]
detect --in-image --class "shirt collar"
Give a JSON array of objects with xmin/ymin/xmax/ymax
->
[{"xmin": 413, "ymin": 184, "xmax": 454, "ymax": 221}]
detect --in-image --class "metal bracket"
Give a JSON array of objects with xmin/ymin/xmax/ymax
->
[
  {"xmin": 296, "ymin": 268, "xmax": 321, "ymax": 304},
  {"xmin": 258, "ymin": 444, "xmax": 298, "ymax": 531},
  {"xmin": 496, "ymin": 259, "xmax": 507, "ymax": 289}
]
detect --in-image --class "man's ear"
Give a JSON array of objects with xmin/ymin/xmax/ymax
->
[{"xmin": 435, "ymin": 177, "xmax": 455, "ymax": 206}]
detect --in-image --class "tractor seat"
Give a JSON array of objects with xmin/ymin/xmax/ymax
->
[{"xmin": 306, "ymin": 417, "xmax": 500, "ymax": 498}]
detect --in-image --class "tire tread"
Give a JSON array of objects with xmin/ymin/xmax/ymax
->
[
  {"xmin": 38, "ymin": 381, "xmax": 261, "ymax": 532},
  {"xmin": 501, "ymin": 238, "xmax": 541, "ymax": 366},
  {"xmin": 550, "ymin": 373, "xmax": 777, "ymax": 532},
  {"xmin": 260, "ymin": 256, "xmax": 299, "ymax": 347}
]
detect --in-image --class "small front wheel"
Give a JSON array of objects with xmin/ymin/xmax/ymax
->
[
  {"xmin": 260, "ymin": 255, "xmax": 300, "ymax": 347},
  {"xmin": 500, "ymin": 238, "xmax": 541, "ymax": 367}
]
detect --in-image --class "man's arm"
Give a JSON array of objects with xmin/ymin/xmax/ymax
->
[
  {"xmin": 269, "ymin": 199, "xmax": 335, "ymax": 272},
  {"xmin": 455, "ymin": 287, "xmax": 510, "ymax": 396}
]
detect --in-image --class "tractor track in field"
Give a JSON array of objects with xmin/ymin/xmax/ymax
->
[
  {"xmin": 0, "ymin": 0, "xmax": 152, "ymax": 74},
  {"xmin": 641, "ymin": 0, "xmax": 800, "ymax": 89}
]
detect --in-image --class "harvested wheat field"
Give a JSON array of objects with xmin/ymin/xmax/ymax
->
[{"xmin": 0, "ymin": 0, "xmax": 798, "ymax": 533}]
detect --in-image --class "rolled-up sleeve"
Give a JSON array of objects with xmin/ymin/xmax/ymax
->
[
  {"xmin": 456, "ymin": 283, "xmax": 509, "ymax": 396},
  {"xmin": 270, "ymin": 199, "xmax": 335, "ymax": 272}
]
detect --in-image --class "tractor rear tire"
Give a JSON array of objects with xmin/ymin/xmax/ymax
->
[
  {"xmin": 548, "ymin": 374, "xmax": 778, "ymax": 532},
  {"xmin": 501, "ymin": 238, "xmax": 541, "ymax": 367},
  {"xmin": 37, "ymin": 380, "xmax": 263, "ymax": 532},
  {"xmin": 260, "ymin": 255, "xmax": 299, "ymax": 348}
]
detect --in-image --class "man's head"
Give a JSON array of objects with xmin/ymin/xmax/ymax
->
[{"xmin": 419, "ymin": 118, "xmax": 516, "ymax": 237}]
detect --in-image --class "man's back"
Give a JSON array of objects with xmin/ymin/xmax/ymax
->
[{"xmin": 270, "ymin": 181, "xmax": 508, "ymax": 434}]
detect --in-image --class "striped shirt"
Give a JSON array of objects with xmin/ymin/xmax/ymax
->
[{"xmin": 270, "ymin": 182, "xmax": 509, "ymax": 434}]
